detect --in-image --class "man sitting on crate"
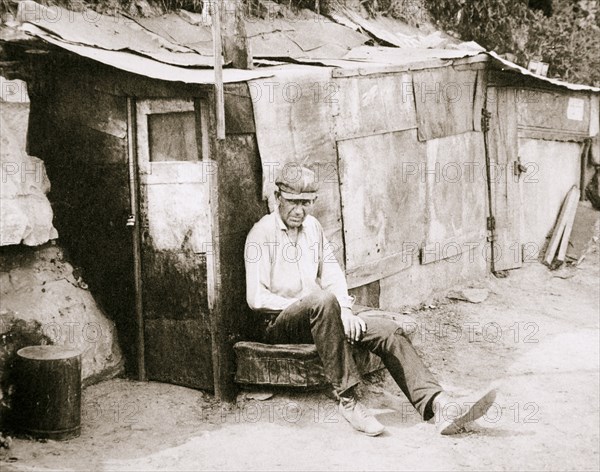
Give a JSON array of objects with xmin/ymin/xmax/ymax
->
[{"xmin": 244, "ymin": 166, "xmax": 496, "ymax": 436}]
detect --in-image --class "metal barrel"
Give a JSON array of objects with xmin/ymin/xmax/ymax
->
[{"xmin": 14, "ymin": 345, "xmax": 82, "ymax": 440}]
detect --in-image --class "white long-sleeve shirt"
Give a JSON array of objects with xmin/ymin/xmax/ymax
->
[{"xmin": 245, "ymin": 211, "xmax": 353, "ymax": 313}]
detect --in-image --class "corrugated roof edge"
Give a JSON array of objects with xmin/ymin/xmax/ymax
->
[
  {"xmin": 18, "ymin": 24, "xmax": 274, "ymax": 84},
  {"xmin": 487, "ymin": 51, "xmax": 600, "ymax": 93},
  {"xmin": 325, "ymin": 6, "xmax": 599, "ymax": 93},
  {"xmin": 8, "ymin": 16, "xmax": 599, "ymax": 92}
]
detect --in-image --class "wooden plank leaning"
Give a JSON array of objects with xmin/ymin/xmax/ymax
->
[
  {"xmin": 557, "ymin": 192, "xmax": 580, "ymax": 262},
  {"xmin": 543, "ymin": 185, "xmax": 579, "ymax": 266}
]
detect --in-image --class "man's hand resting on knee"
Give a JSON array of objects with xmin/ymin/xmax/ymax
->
[{"xmin": 341, "ymin": 308, "xmax": 367, "ymax": 344}]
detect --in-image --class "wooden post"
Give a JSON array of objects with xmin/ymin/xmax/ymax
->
[
  {"xmin": 212, "ymin": 1, "xmax": 226, "ymax": 140},
  {"xmin": 220, "ymin": 0, "xmax": 253, "ymax": 69},
  {"xmin": 213, "ymin": 0, "xmax": 253, "ymax": 140},
  {"xmin": 210, "ymin": 3, "xmax": 228, "ymax": 397},
  {"xmin": 206, "ymin": 100, "xmax": 237, "ymax": 403},
  {"xmin": 208, "ymin": 0, "xmax": 253, "ymax": 402}
]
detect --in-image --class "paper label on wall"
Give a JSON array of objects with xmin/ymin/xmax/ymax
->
[{"xmin": 567, "ymin": 98, "xmax": 585, "ymax": 121}]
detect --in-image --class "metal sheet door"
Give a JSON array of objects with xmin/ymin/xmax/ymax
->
[{"xmin": 136, "ymin": 98, "xmax": 214, "ymax": 390}]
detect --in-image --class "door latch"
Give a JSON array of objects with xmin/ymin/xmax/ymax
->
[{"xmin": 513, "ymin": 161, "xmax": 527, "ymax": 176}]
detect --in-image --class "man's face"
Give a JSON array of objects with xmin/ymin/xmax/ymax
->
[{"xmin": 277, "ymin": 194, "xmax": 316, "ymax": 229}]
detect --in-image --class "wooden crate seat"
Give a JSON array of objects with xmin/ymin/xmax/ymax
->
[{"xmin": 234, "ymin": 307, "xmax": 417, "ymax": 388}]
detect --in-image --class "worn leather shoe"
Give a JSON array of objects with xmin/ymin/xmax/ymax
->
[
  {"xmin": 433, "ymin": 388, "xmax": 498, "ymax": 435},
  {"xmin": 338, "ymin": 396, "xmax": 385, "ymax": 437}
]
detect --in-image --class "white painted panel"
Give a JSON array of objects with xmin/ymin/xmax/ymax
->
[
  {"xmin": 146, "ymin": 180, "xmax": 210, "ymax": 253},
  {"xmin": 136, "ymin": 98, "xmax": 211, "ymax": 253},
  {"xmin": 519, "ymin": 138, "xmax": 581, "ymax": 254}
]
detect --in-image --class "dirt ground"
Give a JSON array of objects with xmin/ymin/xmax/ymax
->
[{"xmin": 1, "ymin": 249, "xmax": 599, "ymax": 471}]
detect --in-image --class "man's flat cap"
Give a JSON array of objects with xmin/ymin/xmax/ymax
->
[{"xmin": 275, "ymin": 165, "xmax": 319, "ymax": 200}]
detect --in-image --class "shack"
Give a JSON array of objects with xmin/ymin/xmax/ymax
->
[
  {"xmin": 486, "ymin": 54, "xmax": 599, "ymax": 268},
  {"xmin": 8, "ymin": 1, "xmax": 598, "ymax": 399}
]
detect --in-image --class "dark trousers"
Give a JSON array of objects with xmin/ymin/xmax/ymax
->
[{"xmin": 265, "ymin": 290, "xmax": 442, "ymax": 420}]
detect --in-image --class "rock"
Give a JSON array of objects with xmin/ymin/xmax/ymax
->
[
  {"xmin": 8, "ymin": 267, "xmax": 37, "ymax": 292},
  {"xmin": 447, "ymin": 288, "xmax": 489, "ymax": 304},
  {"xmin": 245, "ymin": 392, "xmax": 274, "ymax": 401},
  {"xmin": 552, "ymin": 269, "xmax": 576, "ymax": 279},
  {"xmin": 0, "ymin": 272, "xmax": 10, "ymax": 295},
  {"xmin": 130, "ymin": 424, "xmax": 150, "ymax": 431},
  {"xmin": 0, "ymin": 433, "xmax": 12, "ymax": 449},
  {"xmin": 1, "ymin": 95, "xmax": 33, "ymax": 148},
  {"xmin": 0, "ymin": 107, "xmax": 58, "ymax": 246},
  {"xmin": 0, "ymin": 244, "xmax": 124, "ymax": 428}
]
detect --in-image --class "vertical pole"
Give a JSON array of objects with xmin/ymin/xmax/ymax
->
[
  {"xmin": 126, "ymin": 97, "xmax": 146, "ymax": 381},
  {"xmin": 212, "ymin": 0, "xmax": 226, "ymax": 140},
  {"xmin": 211, "ymin": 2, "xmax": 233, "ymax": 400},
  {"xmin": 481, "ymin": 74, "xmax": 497, "ymax": 273},
  {"xmin": 205, "ymin": 95, "xmax": 237, "ymax": 402}
]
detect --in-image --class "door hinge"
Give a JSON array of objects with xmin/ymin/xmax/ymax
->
[
  {"xmin": 481, "ymin": 109, "xmax": 491, "ymax": 132},
  {"xmin": 487, "ymin": 216, "xmax": 496, "ymax": 231}
]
